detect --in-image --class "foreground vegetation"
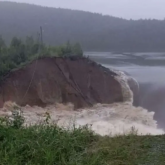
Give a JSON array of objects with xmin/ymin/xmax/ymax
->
[
  {"xmin": 0, "ymin": 111, "xmax": 165, "ymax": 165},
  {"xmin": 0, "ymin": 36, "xmax": 83, "ymax": 82}
]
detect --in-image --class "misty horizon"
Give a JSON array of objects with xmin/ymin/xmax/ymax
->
[{"xmin": 1, "ymin": 0, "xmax": 165, "ymax": 20}]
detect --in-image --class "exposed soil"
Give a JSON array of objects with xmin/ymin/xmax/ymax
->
[{"xmin": 0, "ymin": 57, "xmax": 123, "ymax": 109}]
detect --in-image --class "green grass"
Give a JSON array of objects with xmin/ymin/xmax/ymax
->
[{"xmin": 0, "ymin": 123, "xmax": 165, "ymax": 165}]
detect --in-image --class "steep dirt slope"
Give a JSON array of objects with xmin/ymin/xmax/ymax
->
[{"xmin": 0, "ymin": 57, "xmax": 123, "ymax": 109}]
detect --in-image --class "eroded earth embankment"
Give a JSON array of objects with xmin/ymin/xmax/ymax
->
[{"xmin": 0, "ymin": 57, "xmax": 163, "ymax": 136}]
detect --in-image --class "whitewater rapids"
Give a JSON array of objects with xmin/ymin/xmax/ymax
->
[
  {"xmin": 0, "ymin": 102, "xmax": 164, "ymax": 136},
  {"xmin": 0, "ymin": 69, "xmax": 164, "ymax": 136}
]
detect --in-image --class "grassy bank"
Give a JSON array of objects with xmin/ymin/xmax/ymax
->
[{"xmin": 0, "ymin": 122, "xmax": 165, "ymax": 165}]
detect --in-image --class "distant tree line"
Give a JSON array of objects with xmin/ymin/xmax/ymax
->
[
  {"xmin": 1, "ymin": 2, "xmax": 165, "ymax": 52},
  {"xmin": 0, "ymin": 36, "xmax": 83, "ymax": 82}
]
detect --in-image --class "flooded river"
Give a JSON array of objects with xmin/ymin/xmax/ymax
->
[{"xmin": 85, "ymin": 52, "xmax": 165, "ymax": 129}]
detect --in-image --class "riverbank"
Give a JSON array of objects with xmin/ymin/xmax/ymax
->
[{"xmin": 0, "ymin": 122, "xmax": 165, "ymax": 165}]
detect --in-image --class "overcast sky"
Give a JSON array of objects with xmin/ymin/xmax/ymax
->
[{"xmin": 1, "ymin": 0, "xmax": 165, "ymax": 20}]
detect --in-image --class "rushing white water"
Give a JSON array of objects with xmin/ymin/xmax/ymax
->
[
  {"xmin": 0, "ymin": 70, "xmax": 164, "ymax": 136},
  {"xmin": 0, "ymin": 101, "xmax": 163, "ymax": 136}
]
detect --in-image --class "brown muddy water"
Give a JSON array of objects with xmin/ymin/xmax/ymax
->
[
  {"xmin": 86, "ymin": 52, "xmax": 165, "ymax": 130},
  {"xmin": 1, "ymin": 52, "xmax": 165, "ymax": 136}
]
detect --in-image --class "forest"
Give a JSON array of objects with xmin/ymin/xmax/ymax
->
[
  {"xmin": 0, "ymin": 36, "xmax": 83, "ymax": 82},
  {"xmin": 0, "ymin": 2, "xmax": 165, "ymax": 52}
]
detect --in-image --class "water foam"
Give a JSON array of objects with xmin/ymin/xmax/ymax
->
[
  {"xmin": 0, "ymin": 70, "xmax": 164, "ymax": 136},
  {"xmin": 1, "ymin": 102, "xmax": 164, "ymax": 136}
]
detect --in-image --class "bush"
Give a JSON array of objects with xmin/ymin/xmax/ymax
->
[
  {"xmin": 0, "ymin": 36, "xmax": 83, "ymax": 82},
  {"xmin": 0, "ymin": 113, "xmax": 165, "ymax": 165},
  {"xmin": 0, "ymin": 119, "xmax": 98, "ymax": 164},
  {"xmin": 0, "ymin": 104, "xmax": 24, "ymax": 129}
]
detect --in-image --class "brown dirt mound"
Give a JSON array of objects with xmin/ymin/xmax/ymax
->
[{"xmin": 0, "ymin": 57, "xmax": 123, "ymax": 109}]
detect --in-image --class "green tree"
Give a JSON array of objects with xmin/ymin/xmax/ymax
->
[
  {"xmin": 0, "ymin": 36, "xmax": 5, "ymax": 49},
  {"xmin": 0, "ymin": 36, "xmax": 84, "ymax": 82},
  {"xmin": 72, "ymin": 43, "xmax": 83, "ymax": 57},
  {"xmin": 10, "ymin": 37, "xmax": 22, "ymax": 48},
  {"xmin": 10, "ymin": 37, "xmax": 27, "ymax": 64},
  {"xmin": 65, "ymin": 41, "xmax": 72, "ymax": 56}
]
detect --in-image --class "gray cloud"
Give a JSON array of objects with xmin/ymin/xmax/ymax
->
[{"xmin": 1, "ymin": 0, "xmax": 165, "ymax": 19}]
